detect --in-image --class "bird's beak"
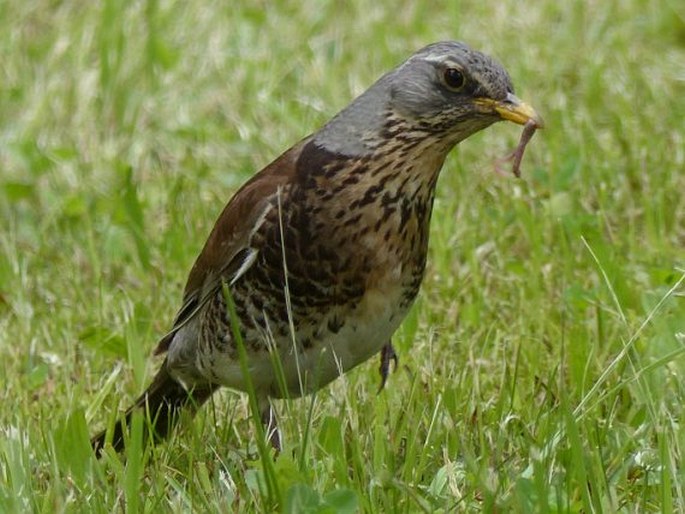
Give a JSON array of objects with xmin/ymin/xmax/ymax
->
[{"xmin": 476, "ymin": 93, "xmax": 544, "ymax": 128}]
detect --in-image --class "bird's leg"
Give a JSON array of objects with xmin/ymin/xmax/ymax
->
[
  {"xmin": 378, "ymin": 341, "xmax": 399, "ymax": 393},
  {"xmin": 260, "ymin": 403, "xmax": 281, "ymax": 452}
]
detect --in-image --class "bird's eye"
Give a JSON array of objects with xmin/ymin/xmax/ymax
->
[{"xmin": 443, "ymin": 67, "xmax": 465, "ymax": 90}]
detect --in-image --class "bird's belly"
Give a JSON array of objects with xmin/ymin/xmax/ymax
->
[
  {"xmin": 289, "ymin": 292, "xmax": 407, "ymax": 395},
  {"xmin": 206, "ymin": 273, "xmax": 413, "ymax": 399}
]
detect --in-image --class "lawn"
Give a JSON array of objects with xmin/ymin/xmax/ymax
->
[{"xmin": 1, "ymin": 0, "xmax": 684, "ymax": 512}]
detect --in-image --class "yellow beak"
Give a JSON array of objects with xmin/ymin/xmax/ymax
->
[{"xmin": 476, "ymin": 93, "xmax": 544, "ymax": 128}]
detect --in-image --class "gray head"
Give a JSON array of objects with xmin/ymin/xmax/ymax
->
[{"xmin": 316, "ymin": 41, "xmax": 542, "ymax": 155}]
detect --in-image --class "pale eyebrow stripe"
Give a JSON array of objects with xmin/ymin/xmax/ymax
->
[{"xmin": 421, "ymin": 54, "xmax": 460, "ymax": 67}]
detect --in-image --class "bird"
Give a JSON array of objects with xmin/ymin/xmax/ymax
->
[{"xmin": 90, "ymin": 40, "xmax": 543, "ymax": 455}]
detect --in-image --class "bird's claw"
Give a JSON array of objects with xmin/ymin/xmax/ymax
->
[
  {"xmin": 378, "ymin": 342, "xmax": 398, "ymax": 393},
  {"xmin": 261, "ymin": 404, "xmax": 281, "ymax": 453}
]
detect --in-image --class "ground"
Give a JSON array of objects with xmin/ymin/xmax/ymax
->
[{"xmin": 1, "ymin": 0, "xmax": 684, "ymax": 512}]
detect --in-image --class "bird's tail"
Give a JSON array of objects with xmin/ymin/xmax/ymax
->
[{"xmin": 90, "ymin": 363, "xmax": 217, "ymax": 456}]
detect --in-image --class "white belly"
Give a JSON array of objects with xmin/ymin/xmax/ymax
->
[{"xmin": 207, "ymin": 277, "xmax": 409, "ymax": 399}]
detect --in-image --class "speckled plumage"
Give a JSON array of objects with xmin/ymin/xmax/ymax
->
[{"xmin": 91, "ymin": 41, "xmax": 542, "ymax": 454}]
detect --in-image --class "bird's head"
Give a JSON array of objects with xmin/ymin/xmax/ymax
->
[
  {"xmin": 387, "ymin": 41, "xmax": 543, "ymax": 143},
  {"xmin": 317, "ymin": 41, "xmax": 542, "ymax": 156}
]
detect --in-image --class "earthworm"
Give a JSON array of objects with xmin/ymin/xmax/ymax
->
[{"xmin": 496, "ymin": 119, "xmax": 539, "ymax": 178}]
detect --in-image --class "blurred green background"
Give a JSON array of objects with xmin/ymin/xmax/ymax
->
[{"xmin": 1, "ymin": 1, "xmax": 684, "ymax": 512}]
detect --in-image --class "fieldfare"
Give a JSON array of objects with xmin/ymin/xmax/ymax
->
[{"xmin": 91, "ymin": 41, "xmax": 542, "ymax": 455}]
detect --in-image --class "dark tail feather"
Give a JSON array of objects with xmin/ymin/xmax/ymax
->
[{"xmin": 91, "ymin": 364, "xmax": 217, "ymax": 457}]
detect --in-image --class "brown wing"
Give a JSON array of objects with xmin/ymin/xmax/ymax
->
[{"xmin": 154, "ymin": 136, "xmax": 311, "ymax": 355}]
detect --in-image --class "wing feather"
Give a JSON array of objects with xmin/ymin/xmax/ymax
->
[{"xmin": 153, "ymin": 138, "xmax": 309, "ymax": 355}]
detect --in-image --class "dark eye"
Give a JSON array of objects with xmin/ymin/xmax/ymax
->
[{"xmin": 443, "ymin": 67, "xmax": 465, "ymax": 90}]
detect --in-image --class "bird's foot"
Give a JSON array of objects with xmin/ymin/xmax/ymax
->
[
  {"xmin": 260, "ymin": 404, "xmax": 281, "ymax": 453},
  {"xmin": 378, "ymin": 341, "xmax": 398, "ymax": 393}
]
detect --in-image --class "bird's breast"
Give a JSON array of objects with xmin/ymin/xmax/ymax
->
[{"xmin": 198, "ymin": 151, "xmax": 443, "ymax": 396}]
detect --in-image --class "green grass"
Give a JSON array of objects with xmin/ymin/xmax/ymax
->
[{"xmin": 2, "ymin": 0, "xmax": 685, "ymax": 511}]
